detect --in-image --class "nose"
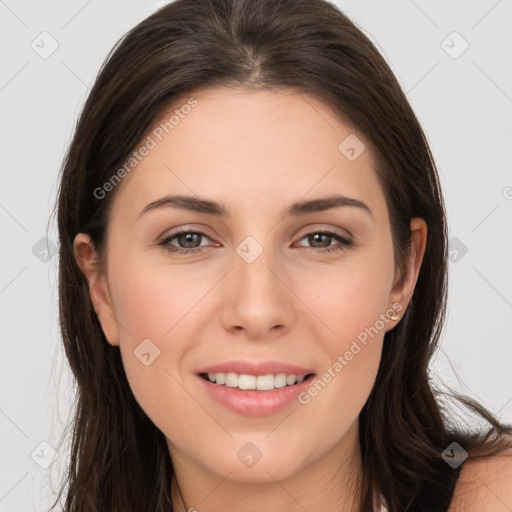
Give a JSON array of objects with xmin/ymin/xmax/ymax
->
[{"xmin": 219, "ymin": 246, "xmax": 296, "ymax": 340}]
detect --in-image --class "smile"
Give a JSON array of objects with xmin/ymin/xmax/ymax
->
[
  {"xmin": 197, "ymin": 372, "xmax": 316, "ymax": 417},
  {"xmin": 199, "ymin": 372, "xmax": 314, "ymax": 390}
]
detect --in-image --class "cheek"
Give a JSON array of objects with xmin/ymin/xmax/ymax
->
[
  {"xmin": 295, "ymin": 254, "xmax": 393, "ymax": 428},
  {"xmin": 110, "ymin": 251, "xmax": 212, "ymax": 343},
  {"xmin": 107, "ymin": 254, "xmax": 223, "ymax": 425},
  {"xmin": 307, "ymin": 250, "xmax": 394, "ymax": 349}
]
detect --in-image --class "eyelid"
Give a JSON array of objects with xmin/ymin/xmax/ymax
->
[
  {"xmin": 293, "ymin": 223, "xmax": 353, "ymax": 241},
  {"xmin": 158, "ymin": 225, "xmax": 217, "ymax": 242}
]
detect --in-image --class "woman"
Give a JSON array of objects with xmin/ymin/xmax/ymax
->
[{"xmin": 52, "ymin": 0, "xmax": 512, "ymax": 510}]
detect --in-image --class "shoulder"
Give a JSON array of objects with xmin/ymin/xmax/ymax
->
[{"xmin": 448, "ymin": 444, "xmax": 512, "ymax": 512}]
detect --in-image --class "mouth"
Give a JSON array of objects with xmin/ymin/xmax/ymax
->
[
  {"xmin": 196, "ymin": 366, "xmax": 317, "ymax": 416},
  {"xmin": 198, "ymin": 371, "xmax": 316, "ymax": 391}
]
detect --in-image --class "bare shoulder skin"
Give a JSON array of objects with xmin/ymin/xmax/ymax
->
[{"xmin": 448, "ymin": 445, "xmax": 512, "ymax": 512}]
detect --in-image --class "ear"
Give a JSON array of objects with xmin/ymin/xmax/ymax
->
[
  {"xmin": 387, "ymin": 218, "xmax": 428, "ymax": 327},
  {"xmin": 73, "ymin": 233, "xmax": 120, "ymax": 346}
]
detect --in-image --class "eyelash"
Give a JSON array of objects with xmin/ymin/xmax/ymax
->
[{"xmin": 158, "ymin": 228, "xmax": 353, "ymax": 255}]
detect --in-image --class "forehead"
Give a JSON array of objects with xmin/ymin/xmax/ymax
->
[{"xmin": 109, "ymin": 85, "xmax": 385, "ymax": 222}]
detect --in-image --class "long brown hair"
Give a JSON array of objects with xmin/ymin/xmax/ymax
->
[{"xmin": 50, "ymin": 0, "xmax": 512, "ymax": 510}]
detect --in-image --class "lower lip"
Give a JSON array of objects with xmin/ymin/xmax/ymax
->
[{"xmin": 197, "ymin": 374, "xmax": 315, "ymax": 417}]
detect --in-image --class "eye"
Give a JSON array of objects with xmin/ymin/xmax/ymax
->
[
  {"xmin": 295, "ymin": 230, "xmax": 353, "ymax": 253},
  {"xmin": 158, "ymin": 229, "xmax": 215, "ymax": 254},
  {"xmin": 158, "ymin": 229, "xmax": 353, "ymax": 255}
]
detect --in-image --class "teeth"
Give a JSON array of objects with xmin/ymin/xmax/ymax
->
[
  {"xmin": 274, "ymin": 373, "xmax": 287, "ymax": 388},
  {"xmin": 225, "ymin": 372, "xmax": 239, "ymax": 388},
  {"xmin": 204, "ymin": 372, "xmax": 309, "ymax": 390}
]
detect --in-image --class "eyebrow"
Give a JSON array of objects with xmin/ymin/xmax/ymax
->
[{"xmin": 137, "ymin": 193, "xmax": 374, "ymax": 220}]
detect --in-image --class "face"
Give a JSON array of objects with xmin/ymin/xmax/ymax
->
[{"xmin": 75, "ymin": 86, "xmax": 425, "ymax": 485}]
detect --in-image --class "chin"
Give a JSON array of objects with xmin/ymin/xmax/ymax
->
[{"xmin": 204, "ymin": 445, "xmax": 306, "ymax": 483}]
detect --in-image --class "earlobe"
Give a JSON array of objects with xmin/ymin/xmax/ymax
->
[{"xmin": 73, "ymin": 233, "xmax": 120, "ymax": 346}]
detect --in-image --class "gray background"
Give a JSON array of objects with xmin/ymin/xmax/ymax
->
[{"xmin": 1, "ymin": 0, "xmax": 511, "ymax": 510}]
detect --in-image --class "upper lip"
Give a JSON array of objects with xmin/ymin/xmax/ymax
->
[{"xmin": 196, "ymin": 360, "xmax": 315, "ymax": 376}]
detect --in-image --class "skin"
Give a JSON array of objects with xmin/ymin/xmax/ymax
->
[
  {"xmin": 74, "ymin": 86, "xmax": 428, "ymax": 512},
  {"xmin": 448, "ymin": 448, "xmax": 512, "ymax": 512}
]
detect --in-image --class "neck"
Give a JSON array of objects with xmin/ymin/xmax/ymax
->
[{"xmin": 170, "ymin": 420, "xmax": 363, "ymax": 512}]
